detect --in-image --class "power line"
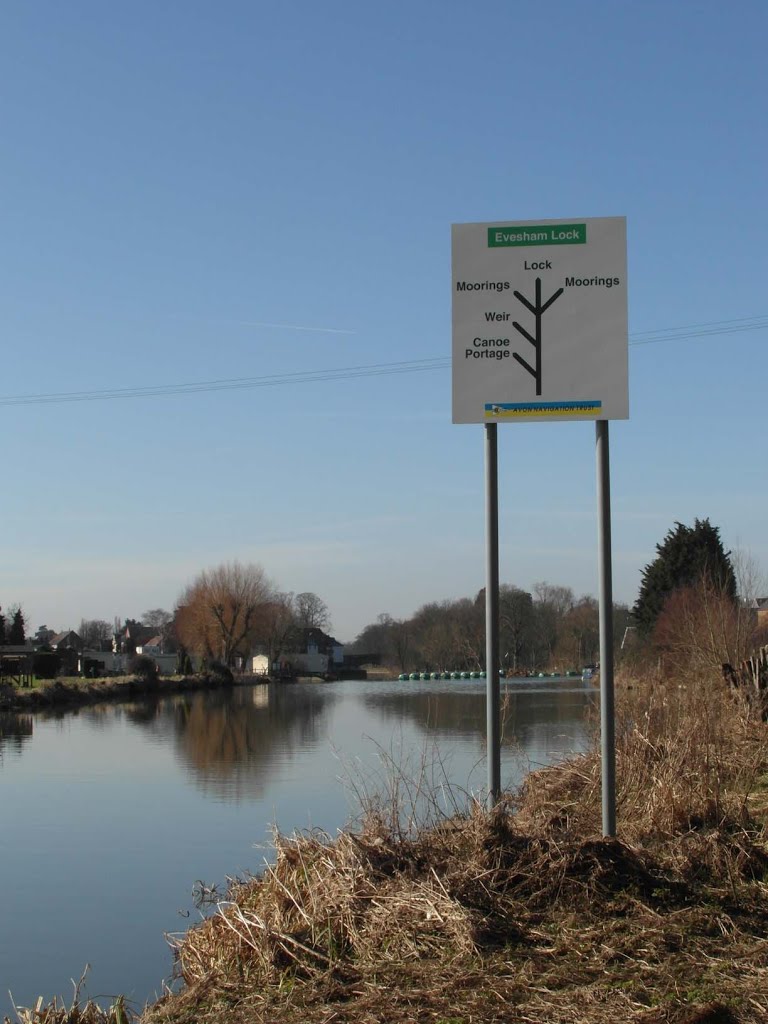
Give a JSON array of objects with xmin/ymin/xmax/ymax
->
[
  {"xmin": 0, "ymin": 315, "xmax": 765, "ymax": 408},
  {"xmin": 0, "ymin": 358, "xmax": 447, "ymax": 407},
  {"xmin": 630, "ymin": 313, "xmax": 768, "ymax": 337},
  {"xmin": 629, "ymin": 315, "xmax": 768, "ymax": 346}
]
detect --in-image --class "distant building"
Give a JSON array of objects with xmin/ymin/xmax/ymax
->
[
  {"xmin": 136, "ymin": 635, "xmax": 164, "ymax": 656},
  {"xmin": 753, "ymin": 598, "xmax": 768, "ymax": 629},
  {"xmin": 252, "ymin": 654, "xmax": 270, "ymax": 676},
  {"xmin": 0, "ymin": 644, "xmax": 35, "ymax": 685},
  {"xmin": 296, "ymin": 627, "xmax": 344, "ymax": 671},
  {"xmin": 49, "ymin": 630, "xmax": 83, "ymax": 652},
  {"xmin": 252, "ymin": 627, "xmax": 344, "ymax": 677}
]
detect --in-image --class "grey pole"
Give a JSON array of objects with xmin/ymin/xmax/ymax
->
[
  {"xmin": 485, "ymin": 423, "xmax": 501, "ymax": 806},
  {"xmin": 595, "ymin": 420, "xmax": 616, "ymax": 836}
]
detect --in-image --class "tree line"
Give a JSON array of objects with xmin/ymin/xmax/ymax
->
[
  {"xmin": 1, "ymin": 562, "xmax": 331, "ymax": 664},
  {"xmin": 348, "ymin": 584, "xmax": 633, "ymax": 675},
  {"xmin": 346, "ymin": 517, "xmax": 765, "ymax": 678},
  {"xmin": 5, "ymin": 518, "xmax": 762, "ymax": 681}
]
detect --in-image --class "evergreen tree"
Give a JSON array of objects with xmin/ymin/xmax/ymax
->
[
  {"xmin": 0, "ymin": 606, "xmax": 5, "ymax": 645},
  {"xmin": 633, "ymin": 519, "xmax": 736, "ymax": 635},
  {"xmin": 8, "ymin": 606, "xmax": 26, "ymax": 644}
]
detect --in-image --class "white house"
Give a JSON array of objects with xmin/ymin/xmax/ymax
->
[
  {"xmin": 250, "ymin": 628, "xmax": 345, "ymax": 678},
  {"xmin": 136, "ymin": 635, "xmax": 163, "ymax": 656},
  {"xmin": 252, "ymin": 654, "xmax": 270, "ymax": 676}
]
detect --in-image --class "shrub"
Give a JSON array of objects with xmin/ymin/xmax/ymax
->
[
  {"xmin": 208, "ymin": 660, "xmax": 234, "ymax": 686},
  {"xmin": 130, "ymin": 654, "xmax": 159, "ymax": 683}
]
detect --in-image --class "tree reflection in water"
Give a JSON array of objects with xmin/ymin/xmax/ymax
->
[
  {"xmin": 0, "ymin": 681, "xmax": 594, "ymax": 799},
  {"xmin": 0, "ymin": 712, "xmax": 33, "ymax": 761},
  {"xmin": 361, "ymin": 681, "xmax": 597, "ymax": 749},
  {"xmin": 123, "ymin": 685, "xmax": 337, "ymax": 800}
]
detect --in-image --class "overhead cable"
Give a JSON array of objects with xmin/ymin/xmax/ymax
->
[{"xmin": 0, "ymin": 316, "xmax": 765, "ymax": 407}]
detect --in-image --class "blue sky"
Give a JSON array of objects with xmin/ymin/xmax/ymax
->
[{"xmin": 2, "ymin": 0, "xmax": 767, "ymax": 642}]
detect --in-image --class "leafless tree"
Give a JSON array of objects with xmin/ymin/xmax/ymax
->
[
  {"xmin": 654, "ymin": 577, "xmax": 754, "ymax": 676},
  {"xmin": 391, "ymin": 618, "xmax": 412, "ymax": 674},
  {"xmin": 259, "ymin": 592, "xmax": 300, "ymax": 667},
  {"xmin": 350, "ymin": 613, "xmax": 410, "ymax": 670},
  {"xmin": 531, "ymin": 582, "xmax": 575, "ymax": 667},
  {"xmin": 175, "ymin": 561, "xmax": 276, "ymax": 668},
  {"xmin": 497, "ymin": 586, "xmax": 534, "ymax": 671},
  {"xmin": 139, "ymin": 608, "xmax": 176, "ymax": 651},
  {"xmin": 142, "ymin": 608, "xmax": 173, "ymax": 631},
  {"xmin": 295, "ymin": 592, "xmax": 331, "ymax": 632},
  {"xmin": 79, "ymin": 618, "xmax": 113, "ymax": 651},
  {"xmin": 553, "ymin": 597, "xmax": 599, "ymax": 668}
]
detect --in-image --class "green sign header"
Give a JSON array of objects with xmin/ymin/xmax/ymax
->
[{"xmin": 487, "ymin": 223, "xmax": 587, "ymax": 247}]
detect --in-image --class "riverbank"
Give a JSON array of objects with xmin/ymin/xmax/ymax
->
[
  {"xmin": 5, "ymin": 668, "xmax": 768, "ymax": 1024},
  {"xmin": 0, "ymin": 672, "xmax": 235, "ymax": 714},
  {"xmin": 0, "ymin": 668, "xmax": 394, "ymax": 715}
]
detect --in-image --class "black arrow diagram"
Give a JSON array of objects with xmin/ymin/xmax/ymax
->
[{"xmin": 512, "ymin": 277, "xmax": 564, "ymax": 395}]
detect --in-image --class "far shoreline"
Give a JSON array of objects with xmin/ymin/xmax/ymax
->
[{"xmin": 0, "ymin": 673, "xmax": 247, "ymax": 715}]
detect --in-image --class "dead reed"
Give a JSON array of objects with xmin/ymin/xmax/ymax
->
[
  {"xmin": 517, "ymin": 665, "xmax": 768, "ymax": 842},
  {"xmin": 5, "ymin": 976, "xmax": 131, "ymax": 1024},
  {"xmin": 5, "ymin": 1002, "xmax": 129, "ymax": 1024}
]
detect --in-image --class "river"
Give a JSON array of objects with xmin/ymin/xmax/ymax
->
[{"xmin": 0, "ymin": 677, "xmax": 596, "ymax": 1017}]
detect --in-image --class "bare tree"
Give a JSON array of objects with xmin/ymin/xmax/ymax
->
[
  {"xmin": 258, "ymin": 592, "xmax": 299, "ymax": 667},
  {"xmin": 391, "ymin": 618, "xmax": 412, "ymax": 674},
  {"xmin": 140, "ymin": 608, "xmax": 176, "ymax": 651},
  {"xmin": 654, "ymin": 577, "xmax": 754, "ymax": 676},
  {"xmin": 411, "ymin": 598, "xmax": 483, "ymax": 672},
  {"xmin": 531, "ymin": 582, "xmax": 575, "ymax": 667},
  {"xmin": 79, "ymin": 618, "xmax": 113, "ymax": 651},
  {"xmin": 532, "ymin": 582, "xmax": 575, "ymax": 617},
  {"xmin": 349, "ymin": 613, "xmax": 399, "ymax": 667},
  {"xmin": 142, "ymin": 608, "xmax": 173, "ymax": 631},
  {"xmin": 499, "ymin": 585, "xmax": 534, "ymax": 671},
  {"xmin": 554, "ymin": 597, "xmax": 599, "ymax": 669},
  {"xmin": 294, "ymin": 592, "xmax": 331, "ymax": 632},
  {"xmin": 175, "ymin": 561, "xmax": 276, "ymax": 668}
]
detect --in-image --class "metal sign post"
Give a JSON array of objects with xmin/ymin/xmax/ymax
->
[
  {"xmin": 485, "ymin": 423, "xmax": 501, "ymax": 806},
  {"xmin": 596, "ymin": 420, "xmax": 616, "ymax": 836}
]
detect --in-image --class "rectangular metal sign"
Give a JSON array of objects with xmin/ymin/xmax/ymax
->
[{"xmin": 452, "ymin": 216, "xmax": 628, "ymax": 423}]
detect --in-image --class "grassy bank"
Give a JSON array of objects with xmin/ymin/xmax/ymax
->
[
  {"xmin": 6, "ymin": 669, "xmax": 768, "ymax": 1024},
  {"xmin": 0, "ymin": 673, "xmax": 237, "ymax": 714}
]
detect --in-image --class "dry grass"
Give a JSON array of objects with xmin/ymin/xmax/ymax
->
[
  {"xmin": 5, "ymin": 973, "xmax": 131, "ymax": 1024},
  {"xmin": 6, "ymin": 1001, "xmax": 129, "ymax": 1024},
  {"xmin": 0, "ymin": 675, "xmax": 216, "ymax": 715},
  {"xmin": 518, "ymin": 667, "xmax": 768, "ymax": 841},
  {"xmin": 9, "ymin": 667, "xmax": 768, "ymax": 1024},
  {"xmin": 142, "ymin": 804, "xmax": 768, "ymax": 1024}
]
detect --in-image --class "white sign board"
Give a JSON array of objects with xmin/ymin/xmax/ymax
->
[{"xmin": 452, "ymin": 217, "xmax": 628, "ymax": 423}]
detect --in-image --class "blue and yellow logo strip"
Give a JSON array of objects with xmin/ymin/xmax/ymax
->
[{"xmin": 485, "ymin": 400, "xmax": 602, "ymax": 419}]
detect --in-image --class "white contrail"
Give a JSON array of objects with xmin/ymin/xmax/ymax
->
[{"xmin": 234, "ymin": 320, "xmax": 356, "ymax": 335}]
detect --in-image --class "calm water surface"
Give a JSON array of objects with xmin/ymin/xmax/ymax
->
[{"xmin": 0, "ymin": 677, "xmax": 595, "ymax": 1016}]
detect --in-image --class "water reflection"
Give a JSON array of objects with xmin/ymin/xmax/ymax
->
[
  {"xmin": 0, "ymin": 680, "xmax": 596, "ymax": 791},
  {"xmin": 124, "ymin": 684, "xmax": 337, "ymax": 799},
  {"xmin": 361, "ymin": 680, "xmax": 597, "ymax": 747},
  {"xmin": 0, "ymin": 712, "xmax": 33, "ymax": 760}
]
